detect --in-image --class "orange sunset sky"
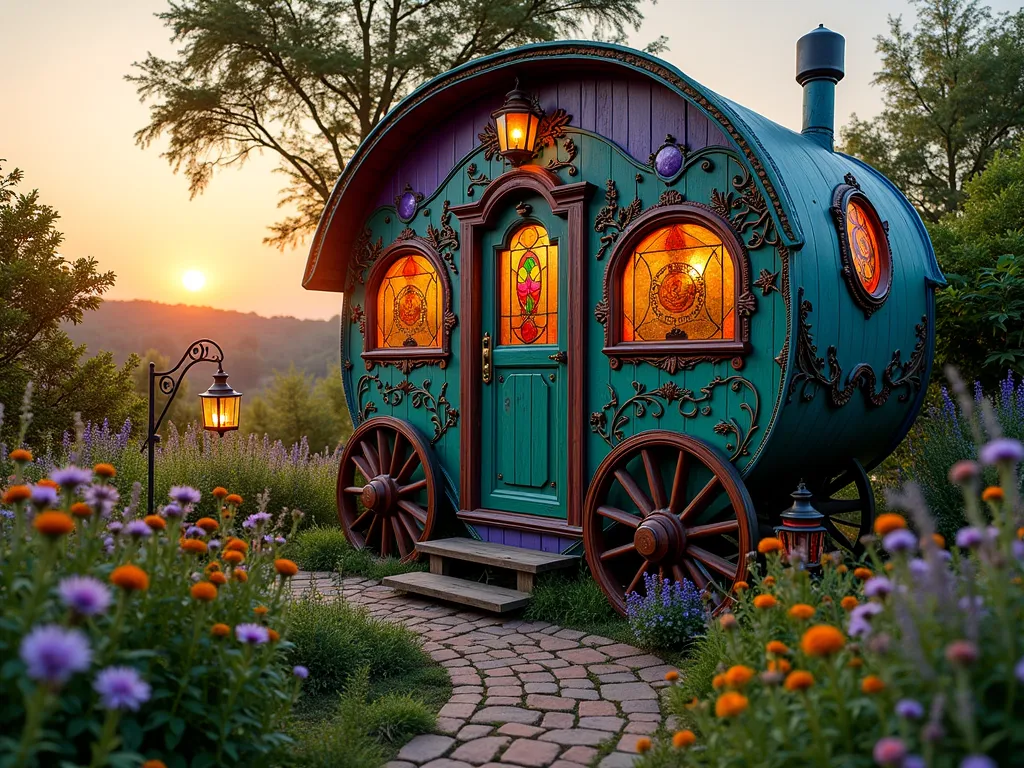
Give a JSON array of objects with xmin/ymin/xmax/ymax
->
[{"xmin": 3, "ymin": 0, "xmax": 1018, "ymax": 320}]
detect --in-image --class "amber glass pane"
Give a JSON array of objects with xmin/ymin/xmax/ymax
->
[
  {"xmin": 621, "ymin": 223, "xmax": 736, "ymax": 343},
  {"xmin": 499, "ymin": 224, "xmax": 558, "ymax": 345},
  {"xmin": 846, "ymin": 199, "xmax": 884, "ymax": 296},
  {"xmin": 376, "ymin": 254, "xmax": 442, "ymax": 349}
]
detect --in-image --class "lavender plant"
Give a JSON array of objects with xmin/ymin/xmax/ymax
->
[{"xmin": 626, "ymin": 572, "xmax": 707, "ymax": 649}]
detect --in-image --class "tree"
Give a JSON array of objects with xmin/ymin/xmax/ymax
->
[
  {"xmin": 130, "ymin": 0, "xmax": 665, "ymax": 248},
  {"xmin": 0, "ymin": 164, "xmax": 144, "ymax": 445},
  {"xmin": 245, "ymin": 364, "xmax": 344, "ymax": 450},
  {"xmin": 132, "ymin": 348, "xmax": 200, "ymax": 432},
  {"xmin": 840, "ymin": 0, "xmax": 1024, "ymax": 220}
]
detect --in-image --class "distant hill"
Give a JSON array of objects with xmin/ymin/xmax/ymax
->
[{"xmin": 63, "ymin": 300, "xmax": 340, "ymax": 395}]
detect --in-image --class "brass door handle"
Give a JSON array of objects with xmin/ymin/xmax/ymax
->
[
  {"xmin": 548, "ymin": 351, "xmax": 567, "ymax": 364},
  {"xmin": 482, "ymin": 332, "xmax": 492, "ymax": 384}
]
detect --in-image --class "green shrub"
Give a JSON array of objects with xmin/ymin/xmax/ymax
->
[
  {"xmin": 364, "ymin": 693, "xmax": 436, "ymax": 744},
  {"xmin": 285, "ymin": 712, "xmax": 384, "ymax": 768},
  {"xmin": 335, "ymin": 545, "xmax": 425, "ymax": 579},
  {"xmin": 625, "ymin": 572, "xmax": 706, "ymax": 650},
  {"xmin": 291, "ymin": 527, "xmax": 351, "ymax": 571}
]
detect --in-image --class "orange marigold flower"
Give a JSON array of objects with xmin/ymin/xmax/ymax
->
[
  {"xmin": 212, "ymin": 487, "xmax": 229, "ymax": 499},
  {"xmin": 982, "ymin": 486, "xmax": 1005, "ymax": 503},
  {"xmin": 837, "ymin": 564, "xmax": 849, "ymax": 574},
  {"xmin": 225, "ymin": 538, "xmax": 248, "ymax": 553},
  {"xmin": 233, "ymin": 569, "xmax": 248, "ymax": 583},
  {"xmin": 768, "ymin": 659, "xmax": 792, "ymax": 674},
  {"xmin": 821, "ymin": 596, "xmax": 833, "ymax": 605},
  {"xmin": 254, "ymin": 605, "xmax": 268, "ymax": 617},
  {"xmin": 275, "ymin": 558, "xmax": 299, "ymax": 577},
  {"xmin": 724, "ymin": 665, "xmax": 755, "ymax": 689},
  {"xmin": 36, "ymin": 478, "xmax": 59, "ymax": 489},
  {"xmin": 196, "ymin": 517, "xmax": 219, "ymax": 533},
  {"xmin": 70, "ymin": 502, "xmax": 92, "ymax": 518},
  {"xmin": 788, "ymin": 604, "xmax": 816, "ymax": 620},
  {"xmin": 861, "ymin": 675, "xmax": 885, "ymax": 694},
  {"xmin": 635, "ymin": 737, "xmax": 652, "ymax": 754},
  {"xmin": 853, "ymin": 567, "xmax": 872, "ymax": 581},
  {"xmin": 784, "ymin": 670, "xmax": 814, "ymax": 691},
  {"xmin": 733, "ymin": 581, "xmax": 749, "ymax": 592},
  {"xmin": 93, "ymin": 463, "xmax": 116, "ymax": 478},
  {"xmin": 672, "ymin": 730, "xmax": 696, "ymax": 749},
  {"xmin": 190, "ymin": 582, "xmax": 217, "ymax": 602},
  {"xmin": 225, "ymin": 494, "xmax": 243, "ymax": 506},
  {"xmin": 753, "ymin": 594, "xmax": 777, "ymax": 610},
  {"xmin": 763, "ymin": 576, "xmax": 776, "ymax": 587},
  {"xmin": 884, "ymin": 562, "xmax": 894, "ymax": 573},
  {"xmin": 211, "ymin": 623, "xmax": 231, "ymax": 638},
  {"xmin": 111, "ymin": 564, "xmax": 149, "ymax": 591},
  {"xmin": 712, "ymin": 673, "xmax": 727, "ymax": 690},
  {"xmin": 209, "ymin": 571, "xmax": 228, "ymax": 586},
  {"xmin": 714, "ymin": 691, "xmax": 749, "ymax": 718},
  {"xmin": 268, "ymin": 628, "xmax": 280, "ymax": 642},
  {"xmin": 9, "ymin": 448, "xmax": 32, "ymax": 463},
  {"xmin": 142, "ymin": 761, "xmax": 167, "ymax": 768},
  {"xmin": 34, "ymin": 511, "xmax": 75, "ymax": 538},
  {"xmin": 2, "ymin": 485, "xmax": 31, "ymax": 504},
  {"xmin": 766, "ymin": 641, "xmax": 789, "ymax": 655},
  {"xmin": 1014, "ymin": 576, "xmax": 1024, "ymax": 586},
  {"xmin": 873, "ymin": 513, "xmax": 907, "ymax": 536},
  {"xmin": 223, "ymin": 550, "xmax": 244, "ymax": 565},
  {"xmin": 841, "ymin": 596, "xmax": 859, "ymax": 611},
  {"xmin": 719, "ymin": 613, "xmax": 737, "ymax": 630},
  {"xmin": 205, "ymin": 561, "xmax": 221, "ymax": 572},
  {"xmin": 932, "ymin": 533, "xmax": 946, "ymax": 548},
  {"xmin": 665, "ymin": 670, "xmax": 680, "ymax": 682},
  {"xmin": 181, "ymin": 539, "xmax": 208, "ymax": 554},
  {"xmin": 847, "ymin": 657, "xmax": 864, "ymax": 669},
  {"xmin": 144, "ymin": 515, "xmax": 166, "ymax": 530},
  {"xmin": 758, "ymin": 537, "xmax": 783, "ymax": 554},
  {"xmin": 801, "ymin": 624, "xmax": 845, "ymax": 656}
]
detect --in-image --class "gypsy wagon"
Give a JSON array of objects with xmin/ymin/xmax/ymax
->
[{"xmin": 301, "ymin": 27, "xmax": 943, "ymax": 613}]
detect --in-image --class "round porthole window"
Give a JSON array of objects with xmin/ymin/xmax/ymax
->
[{"xmin": 832, "ymin": 178, "xmax": 891, "ymax": 316}]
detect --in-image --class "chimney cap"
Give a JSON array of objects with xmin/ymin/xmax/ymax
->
[{"xmin": 796, "ymin": 24, "xmax": 845, "ymax": 86}]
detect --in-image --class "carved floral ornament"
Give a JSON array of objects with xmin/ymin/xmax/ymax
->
[{"xmin": 355, "ymin": 374, "xmax": 459, "ymax": 445}]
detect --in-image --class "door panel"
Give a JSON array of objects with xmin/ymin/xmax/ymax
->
[{"xmin": 499, "ymin": 372, "xmax": 551, "ymax": 488}]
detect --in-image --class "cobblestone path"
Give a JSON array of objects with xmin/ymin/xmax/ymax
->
[{"xmin": 290, "ymin": 572, "xmax": 677, "ymax": 768}]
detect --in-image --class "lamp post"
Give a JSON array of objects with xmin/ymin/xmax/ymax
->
[
  {"xmin": 140, "ymin": 339, "xmax": 242, "ymax": 514},
  {"xmin": 774, "ymin": 481, "xmax": 827, "ymax": 569}
]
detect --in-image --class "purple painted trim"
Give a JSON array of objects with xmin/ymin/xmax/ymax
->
[{"xmin": 471, "ymin": 524, "xmax": 576, "ymax": 555}]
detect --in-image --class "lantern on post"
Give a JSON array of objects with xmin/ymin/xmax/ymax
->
[
  {"xmin": 774, "ymin": 481, "xmax": 827, "ymax": 568},
  {"xmin": 198, "ymin": 366, "xmax": 242, "ymax": 434},
  {"xmin": 491, "ymin": 81, "xmax": 542, "ymax": 166}
]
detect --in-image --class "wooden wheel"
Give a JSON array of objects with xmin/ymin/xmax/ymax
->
[
  {"xmin": 810, "ymin": 458, "xmax": 875, "ymax": 556},
  {"xmin": 337, "ymin": 416, "xmax": 440, "ymax": 563},
  {"xmin": 583, "ymin": 431, "xmax": 757, "ymax": 615}
]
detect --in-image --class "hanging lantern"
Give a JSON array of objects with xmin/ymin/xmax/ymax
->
[
  {"xmin": 198, "ymin": 367, "xmax": 242, "ymax": 434},
  {"xmin": 491, "ymin": 81, "xmax": 542, "ymax": 166},
  {"xmin": 774, "ymin": 481, "xmax": 827, "ymax": 568}
]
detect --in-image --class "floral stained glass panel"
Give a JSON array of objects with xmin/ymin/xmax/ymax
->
[
  {"xmin": 376, "ymin": 254, "xmax": 442, "ymax": 349},
  {"xmin": 621, "ymin": 223, "xmax": 736, "ymax": 343},
  {"xmin": 846, "ymin": 198, "xmax": 884, "ymax": 296},
  {"xmin": 499, "ymin": 224, "xmax": 558, "ymax": 346}
]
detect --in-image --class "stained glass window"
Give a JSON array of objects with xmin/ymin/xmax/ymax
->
[
  {"xmin": 846, "ymin": 198, "xmax": 885, "ymax": 297},
  {"xmin": 621, "ymin": 223, "xmax": 736, "ymax": 343},
  {"xmin": 375, "ymin": 253, "xmax": 442, "ymax": 349},
  {"xmin": 499, "ymin": 224, "xmax": 558, "ymax": 346}
]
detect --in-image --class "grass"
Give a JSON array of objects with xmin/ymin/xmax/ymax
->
[{"xmin": 288, "ymin": 526, "xmax": 426, "ymax": 579}]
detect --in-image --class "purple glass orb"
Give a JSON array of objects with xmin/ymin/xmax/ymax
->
[
  {"xmin": 655, "ymin": 144, "xmax": 683, "ymax": 178},
  {"xmin": 397, "ymin": 191, "xmax": 418, "ymax": 220}
]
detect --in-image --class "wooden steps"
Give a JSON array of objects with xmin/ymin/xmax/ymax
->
[{"xmin": 382, "ymin": 538, "xmax": 579, "ymax": 613}]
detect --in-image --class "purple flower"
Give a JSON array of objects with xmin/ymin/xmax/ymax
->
[
  {"xmin": 275, "ymin": 536, "xmax": 286, "ymax": 545},
  {"xmin": 185, "ymin": 526, "xmax": 205, "ymax": 538},
  {"xmin": 908, "ymin": 558, "xmax": 930, "ymax": 579},
  {"xmin": 883, "ymin": 529, "xmax": 917, "ymax": 553},
  {"xmin": 262, "ymin": 534, "xmax": 274, "ymax": 544},
  {"xmin": 103, "ymin": 537, "xmax": 114, "ymax": 554},
  {"xmin": 956, "ymin": 527, "xmax": 984, "ymax": 548},
  {"xmin": 169, "ymin": 486, "xmax": 201, "ymax": 506},
  {"xmin": 1016, "ymin": 657, "xmax": 1024, "ymax": 683},
  {"xmin": 84, "ymin": 484, "xmax": 119, "ymax": 516},
  {"xmin": 20, "ymin": 625, "xmax": 92, "ymax": 685},
  {"xmin": 208, "ymin": 539, "xmax": 221, "ymax": 551},
  {"xmin": 864, "ymin": 577, "xmax": 893, "ymax": 599},
  {"xmin": 949, "ymin": 460, "xmax": 980, "ymax": 484},
  {"xmin": 30, "ymin": 485, "xmax": 59, "ymax": 509},
  {"xmin": 106, "ymin": 521, "xmax": 123, "ymax": 535},
  {"xmin": 93, "ymin": 666, "xmax": 151, "ymax": 711},
  {"xmin": 922, "ymin": 722, "xmax": 944, "ymax": 742},
  {"xmin": 894, "ymin": 699, "xmax": 924, "ymax": 720},
  {"xmin": 58, "ymin": 576, "xmax": 112, "ymax": 617},
  {"xmin": 904, "ymin": 757, "xmax": 926, "ymax": 768},
  {"xmin": 0, "ymin": 509, "xmax": 14, "ymax": 521},
  {"xmin": 848, "ymin": 602, "xmax": 883, "ymax": 638},
  {"xmin": 980, "ymin": 438, "xmax": 1024, "ymax": 465},
  {"xmin": 50, "ymin": 466, "xmax": 93, "ymax": 490},
  {"xmin": 235, "ymin": 623, "xmax": 269, "ymax": 645},
  {"xmin": 124, "ymin": 520, "xmax": 151, "ymax": 539},
  {"xmin": 873, "ymin": 737, "xmax": 906, "ymax": 766},
  {"xmin": 242, "ymin": 512, "xmax": 272, "ymax": 530},
  {"xmin": 960, "ymin": 757, "xmax": 997, "ymax": 768},
  {"xmin": 163, "ymin": 503, "xmax": 183, "ymax": 519},
  {"xmin": 293, "ymin": 665, "xmax": 309, "ymax": 679}
]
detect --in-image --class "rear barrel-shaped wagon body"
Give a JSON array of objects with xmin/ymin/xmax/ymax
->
[{"xmin": 302, "ymin": 31, "xmax": 942, "ymax": 612}]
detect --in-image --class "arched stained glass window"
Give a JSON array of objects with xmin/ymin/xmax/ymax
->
[
  {"xmin": 621, "ymin": 223, "xmax": 736, "ymax": 343},
  {"xmin": 499, "ymin": 224, "xmax": 558, "ymax": 346},
  {"xmin": 375, "ymin": 253, "xmax": 442, "ymax": 349}
]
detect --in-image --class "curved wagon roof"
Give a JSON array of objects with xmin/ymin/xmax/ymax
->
[{"xmin": 302, "ymin": 41, "xmax": 943, "ymax": 293}]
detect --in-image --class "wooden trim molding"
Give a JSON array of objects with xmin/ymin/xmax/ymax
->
[
  {"xmin": 598, "ymin": 202, "xmax": 753, "ymax": 373},
  {"xmin": 361, "ymin": 237, "xmax": 456, "ymax": 374},
  {"xmin": 457, "ymin": 508, "xmax": 583, "ymax": 538},
  {"xmin": 450, "ymin": 166, "xmax": 594, "ymax": 528},
  {"xmin": 830, "ymin": 174, "xmax": 892, "ymax": 318}
]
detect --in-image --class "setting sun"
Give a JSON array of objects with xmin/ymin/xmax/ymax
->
[{"xmin": 182, "ymin": 270, "xmax": 206, "ymax": 292}]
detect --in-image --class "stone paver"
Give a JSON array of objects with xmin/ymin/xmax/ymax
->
[{"xmin": 293, "ymin": 572, "xmax": 671, "ymax": 768}]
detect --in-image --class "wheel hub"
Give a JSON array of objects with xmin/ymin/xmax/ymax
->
[
  {"xmin": 361, "ymin": 475, "xmax": 399, "ymax": 515},
  {"xmin": 634, "ymin": 511, "xmax": 687, "ymax": 563}
]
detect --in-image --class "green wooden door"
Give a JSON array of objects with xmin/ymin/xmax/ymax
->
[{"xmin": 480, "ymin": 197, "xmax": 568, "ymax": 519}]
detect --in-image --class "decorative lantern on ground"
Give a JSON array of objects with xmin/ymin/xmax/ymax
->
[
  {"xmin": 198, "ymin": 367, "xmax": 242, "ymax": 434},
  {"xmin": 491, "ymin": 82, "xmax": 542, "ymax": 166},
  {"xmin": 774, "ymin": 482, "xmax": 827, "ymax": 568}
]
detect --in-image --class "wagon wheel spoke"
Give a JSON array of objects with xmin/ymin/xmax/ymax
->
[
  {"xmin": 361, "ymin": 440, "xmax": 381, "ymax": 476},
  {"xmin": 614, "ymin": 469, "xmax": 653, "ymax": 515},
  {"xmin": 397, "ymin": 452, "xmax": 420, "ymax": 484},
  {"xmin": 351, "ymin": 456, "xmax": 375, "ymax": 484},
  {"xmin": 687, "ymin": 545, "xmax": 739, "ymax": 579},
  {"xmin": 343, "ymin": 486, "xmax": 365, "ymax": 495},
  {"xmin": 597, "ymin": 505, "xmax": 640, "ymax": 529},
  {"xmin": 399, "ymin": 500, "xmax": 428, "ymax": 524},
  {"xmin": 818, "ymin": 499, "xmax": 862, "ymax": 515},
  {"xmin": 641, "ymin": 449, "xmax": 667, "ymax": 510},
  {"xmin": 400, "ymin": 479, "xmax": 428, "ymax": 496},
  {"xmin": 680, "ymin": 476, "xmax": 721, "ymax": 524},
  {"xmin": 687, "ymin": 519, "xmax": 740, "ymax": 538},
  {"xmin": 668, "ymin": 451, "xmax": 688, "ymax": 515},
  {"xmin": 600, "ymin": 542, "xmax": 637, "ymax": 561},
  {"xmin": 682, "ymin": 557, "xmax": 710, "ymax": 591},
  {"xmin": 377, "ymin": 428, "xmax": 392, "ymax": 480},
  {"xmin": 398, "ymin": 512, "xmax": 422, "ymax": 544},
  {"xmin": 352, "ymin": 509, "xmax": 372, "ymax": 530},
  {"xmin": 365, "ymin": 516, "xmax": 379, "ymax": 548},
  {"xmin": 625, "ymin": 562, "xmax": 650, "ymax": 595},
  {"xmin": 392, "ymin": 518, "xmax": 410, "ymax": 559},
  {"xmin": 823, "ymin": 518, "xmax": 858, "ymax": 552},
  {"xmin": 390, "ymin": 433, "xmax": 406, "ymax": 477},
  {"xmin": 380, "ymin": 516, "xmax": 392, "ymax": 558},
  {"xmin": 811, "ymin": 459, "xmax": 875, "ymax": 556}
]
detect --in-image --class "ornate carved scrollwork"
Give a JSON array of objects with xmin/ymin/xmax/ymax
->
[
  {"xmin": 710, "ymin": 168, "xmax": 779, "ymax": 250},
  {"xmin": 594, "ymin": 179, "xmax": 643, "ymax": 261},
  {"xmin": 466, "ymin": 163, "xmax": 490, "ymax": 196},
  {"xmin": 546, "ymin": 137, "xmax": 578, "ymax": 176},
  {"xmin": 657, "ymin": 190, "xmax": 684, "ymax": 207},
  {"xmin": 355, "ymin": 374, "xmax": 460, "ymax": 445},
  {"xmin": 426, "ymin": 200, "xmax": 459, "ymax": 275},
  {"xmin": 533, "ymin": 108, "xmax": 572, "ymax": 152},
  {"xmin": 787, "ymin": 288, "xmax": 928, "ymax": 407},
  {"xmin": 351, "ymin": 304, "xmax": 366, "ymax": 335},
  {"xmin": 478, "ymin": 124, "xmax": 500, "ymax": 162},
  {"xmin": 589, "ymin": 375, "xmax": 760, "ymax": 461},
  {"xmin": 753, "ymin": 268, "xmax": 779, "ymax": 296},
  {"xmin": 347, "ymin": 227, "xmax": 383, "ymax": 291}
]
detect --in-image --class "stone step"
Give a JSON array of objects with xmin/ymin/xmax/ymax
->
[
  {"xmin": 382, "ymin": 571, "xmax": 532, "ymax": 613},
  {"xmin": 415, "ymin": 537, "xmax": 578, "ymax": 573}
]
